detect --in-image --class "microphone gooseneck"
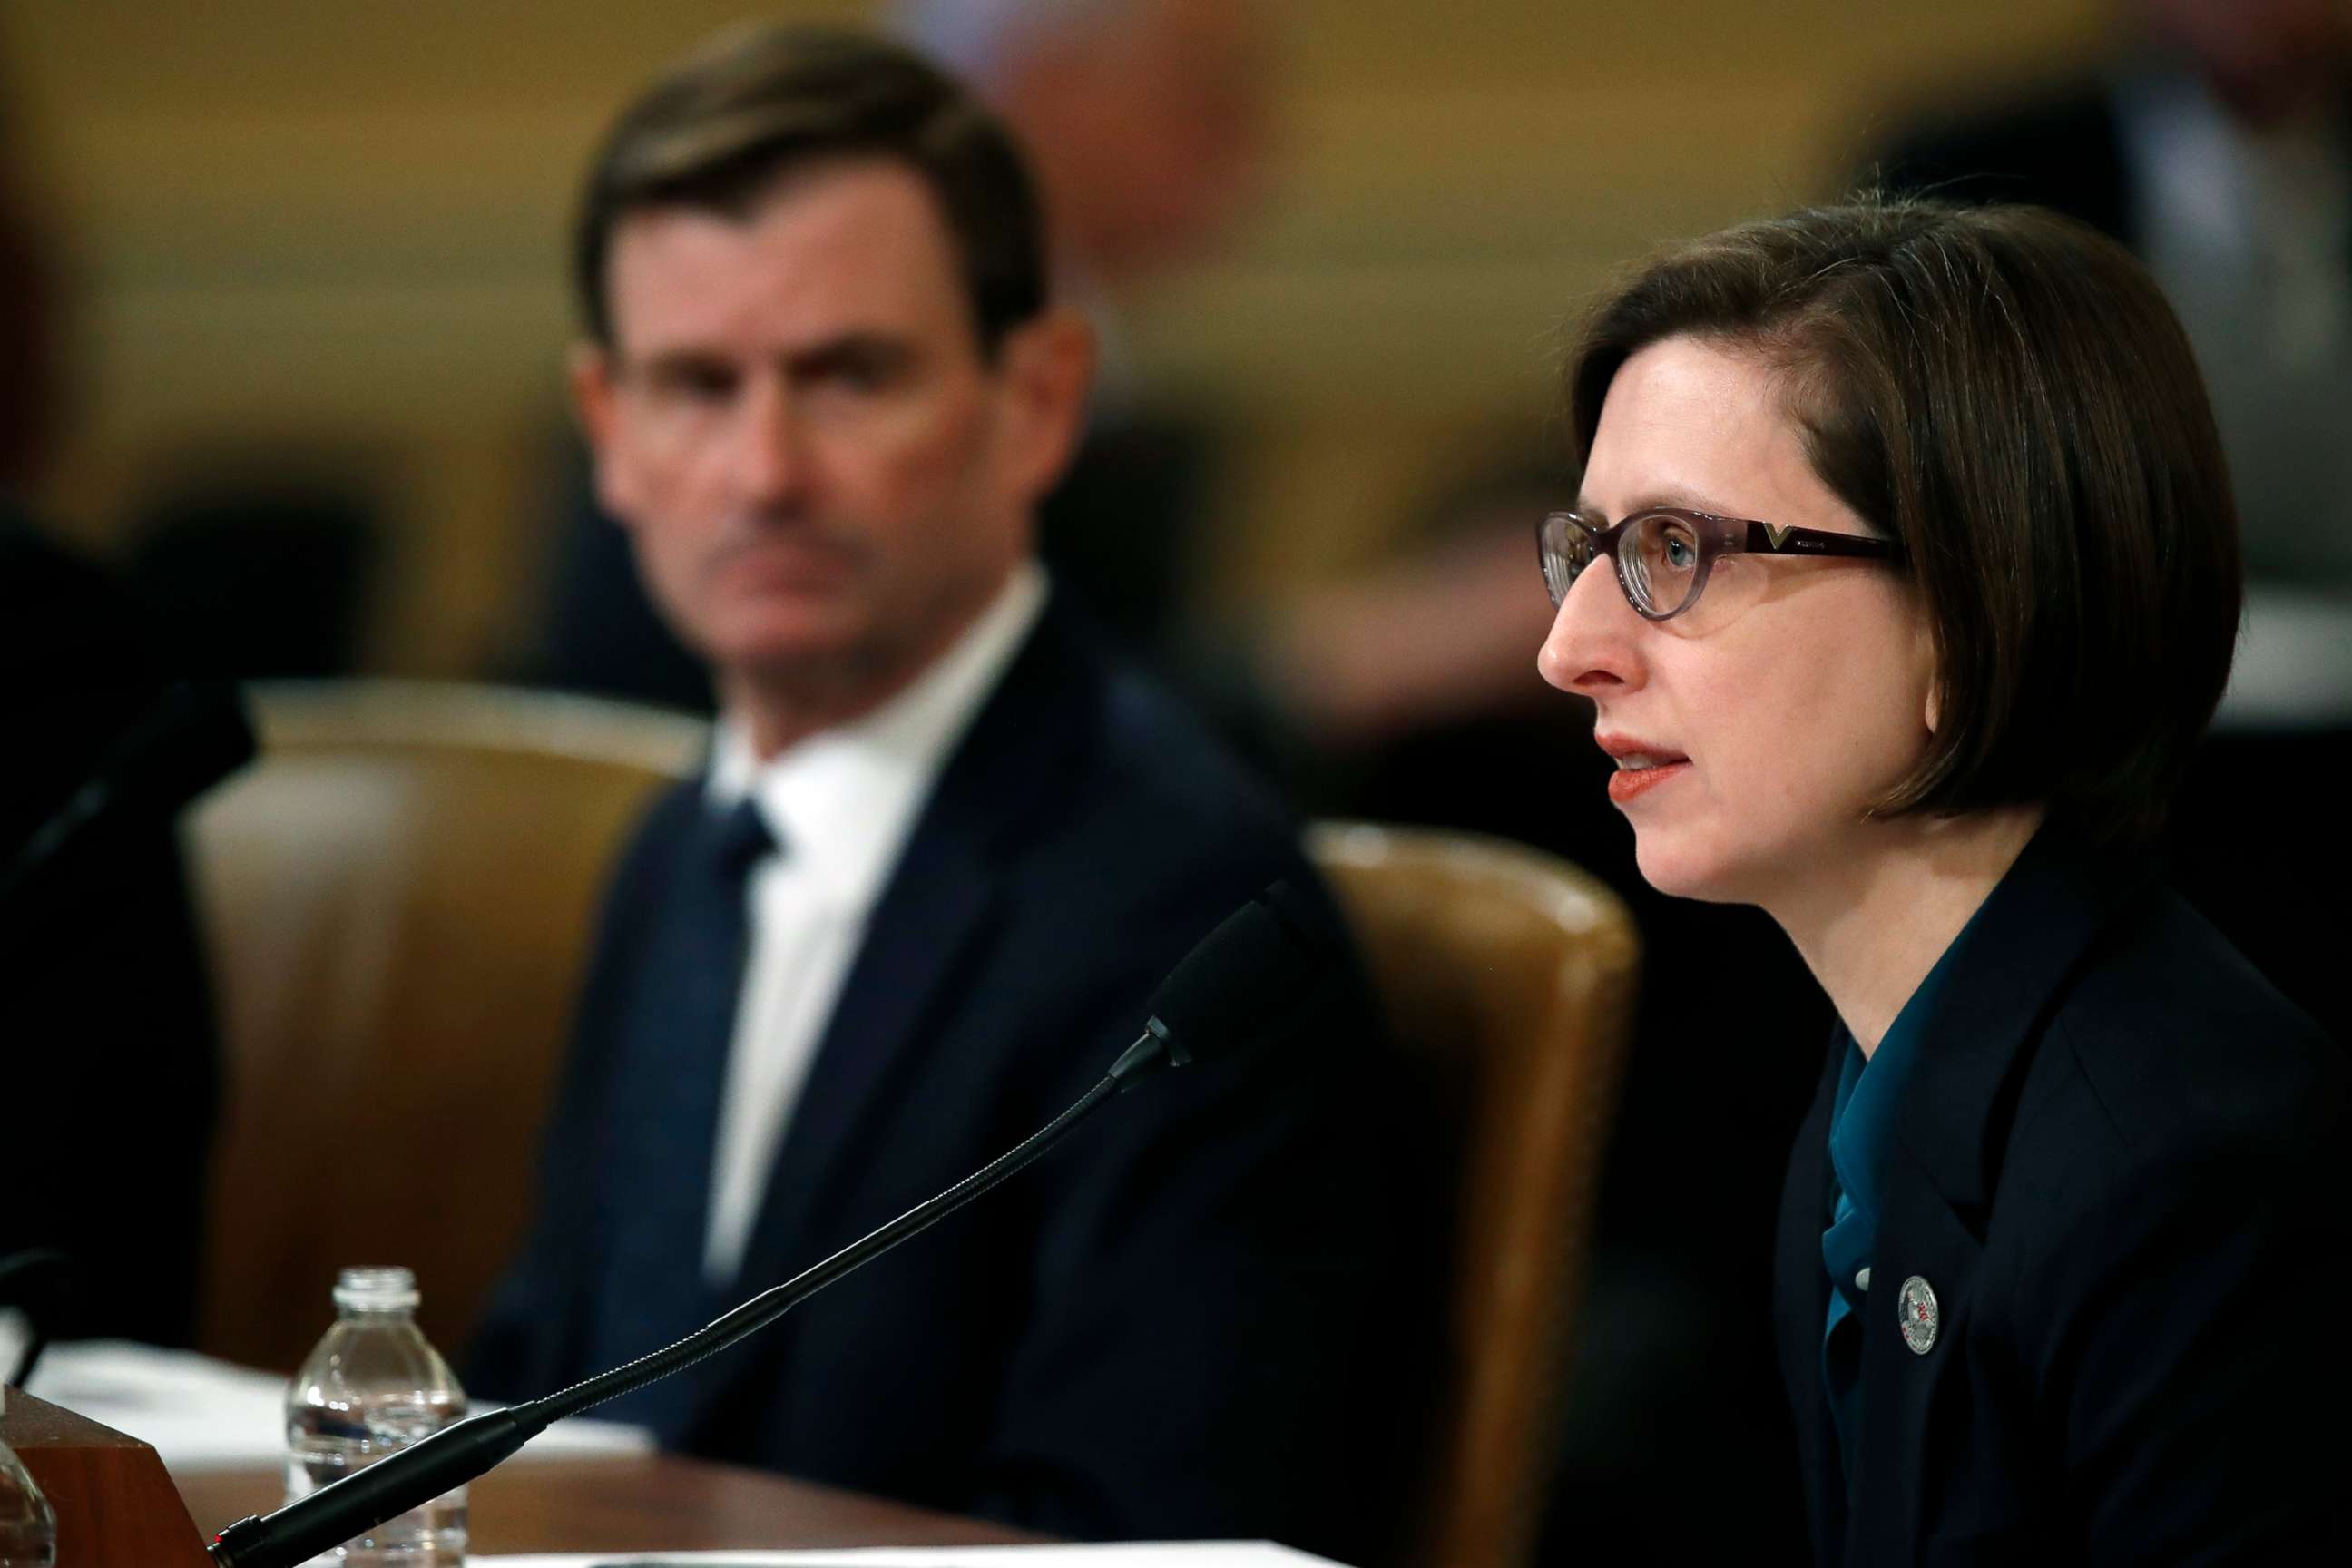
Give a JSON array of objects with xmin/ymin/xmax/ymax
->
[
  {"xmin": 528, "ymin": 1068, "xmax": 1126, "ymax": 1426},
  {"xmin": 208, "ymin": 881, "xmax": 1335, "ymax": 1568}
]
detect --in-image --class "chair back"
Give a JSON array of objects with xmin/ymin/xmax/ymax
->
[
  {"xmin": 188, "ymin": 681, "xmax": 705, "ymax": 1371},
  {"xmin": 1308, "ymin": 821, "xmax": 1639, "ymax": 1568}
]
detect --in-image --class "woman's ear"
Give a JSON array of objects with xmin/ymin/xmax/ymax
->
[{"xmin": 1916, "ymin": 612, "xmax": 1942, "ymax": 734}]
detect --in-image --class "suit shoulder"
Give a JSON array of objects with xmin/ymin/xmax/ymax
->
[
  {"xmin": 1039, "ymin": 619, "xmax": 1302, "ymax": 875},
  {"xmin": 1987, "ymin": 897, "xmax": 2348, "ymax": 1367},
  {"xmin": 976, "ymin": 621, "xmax": 1330, "ymax": 1010},
  {"xmin": 614, "ymin": 772, "xmax": 704, "ymax": 858},
  {"xmin": 583, "ymin": 774, "xmax": 705, "ymax": 931},
  {"xmin": 2066, "ymin": 887, "xmax": 2337, "ymax": 1121},
  {"xmin": 2014, "ymin": 887, "xmax": 2344, "ymax": 1207}
]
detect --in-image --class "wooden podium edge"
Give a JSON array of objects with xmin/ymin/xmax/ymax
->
[{"xmin": 4, "ymin": 1387, "xmax": 213, "ymax": 1568}]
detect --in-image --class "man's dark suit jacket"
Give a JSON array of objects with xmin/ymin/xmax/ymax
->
[
  {"xmin": 470, "ymin": 595, "xmax": 1426, "ymax": 1562},
  {"xmin": 1773, "ymin": 827, "xmax": 2349, "ymax": 1564}
]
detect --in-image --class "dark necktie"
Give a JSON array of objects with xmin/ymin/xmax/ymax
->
[{"xmin": 584, "ymin": 795, "xmax": 774, "ymax": 1436}]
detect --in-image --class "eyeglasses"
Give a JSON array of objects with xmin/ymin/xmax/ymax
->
[{"xmin": 1537, "ymin": 506, "xmax": 1899, "ymax": 622}]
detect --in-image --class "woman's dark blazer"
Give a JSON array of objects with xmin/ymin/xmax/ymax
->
[{"xmin": 1773, "ymin": 826, "xmax": 2348, "ymax": 1564}]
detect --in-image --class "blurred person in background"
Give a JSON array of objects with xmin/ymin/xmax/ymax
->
[
  {"xmin": 1877, "ymin": 0, "xmax": 2352, "ymax": 616},
  {"xmin": 0, "ymin": 63, "xmax": 223, "ymax": 1353},
  {"xmin": 469, "ymin": 25, "xmax": 1421, "ymax": 1559},
  {"xmin": 1874, "ymin": 0, "xmax": 2352, "ymax": 1044},
  {"xmin": 1542, "ymin": 196, "xmax": 2346, "ymax": 1563},
  {"xmin": 899, "ymin": 0, "xmax": 1269, "ymax": 658},
  {"xmin": 537, "ymin": 0, "xmax": 1274, "ymax": 703},
  {"xmin": 1249, "ymin": 2, "xmax": 2352, "ymax": 740}
]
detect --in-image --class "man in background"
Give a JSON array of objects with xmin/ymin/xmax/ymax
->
[
  {"xmin": 468, "ymin": 26, "xmax": 1421, "ymax": 1559},
  {"xmin": 537, "ymin": 0, "xmax": 1272, "ymax": 700},
  {"xmin": 896, "ymin": 0, "xmax": 1269, "ymax": 658},
  {"xmin": 1877, "ymin": 0, "xmax": 2352, "ymax": 600}
]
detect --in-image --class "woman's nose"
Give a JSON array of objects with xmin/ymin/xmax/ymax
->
[{"xmin": 1538, "ymin": 560, "xmax": 1642, "ymax": 696}]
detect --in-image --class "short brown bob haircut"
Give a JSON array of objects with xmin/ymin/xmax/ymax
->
[
  {"xmin": 574, "ymin": 24, "xmax": 1046, "ymax": 355},
  {"xmin": 1568, "ymin": 196, "xmax": 2240, "ymax": 847}
]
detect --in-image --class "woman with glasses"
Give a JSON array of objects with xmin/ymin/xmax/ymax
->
[{"xmin": 1538, "ymin": 197, "xmax": 2347, "ymax": 1563}]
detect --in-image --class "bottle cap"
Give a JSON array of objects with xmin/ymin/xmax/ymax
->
[{"xmin": 333, "ymin": 1265, "xmax": 421, "ymax": 1314}]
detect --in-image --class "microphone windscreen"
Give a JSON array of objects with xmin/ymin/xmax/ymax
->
[{"xmin": 1142, "ymin": 880, "xmax": 1340, "ymax": 1067}]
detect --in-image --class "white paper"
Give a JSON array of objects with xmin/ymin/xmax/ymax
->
[
  {"xmin": 24, "ymin": 1340, "xmax": 652, "ymax": 1469},
  {"xmin": 0, "ymin": 1309, "xmax": 31, "ymax": 1380},
  {"xmin": 480, "ymin": 1548, "xmax": 1348, "ymax": 1567}
]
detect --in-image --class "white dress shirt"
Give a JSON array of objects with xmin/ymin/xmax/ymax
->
[{"xmin": 699, "ymin": 562, "xmax": 1048, "ymax": 1285}]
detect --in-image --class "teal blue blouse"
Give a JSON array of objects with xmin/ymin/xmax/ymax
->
[{"xmin": 1819, "ymin": 925, "xmax": 1973, "ymax": 1475}]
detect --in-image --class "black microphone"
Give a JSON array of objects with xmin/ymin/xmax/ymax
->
[
  {"xmin": 0, "ymin": 680, "xmax": 257, "ymax": 905},
  {"xmin": 207, "ymin": 880, "xmax": 1339, "ymax": 1568}
]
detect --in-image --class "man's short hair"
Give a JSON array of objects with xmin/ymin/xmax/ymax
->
[
  {"xmin": 574, "ymin": 24, "xmax": 1047, "ymax": 354},
  {"xmin": 1566, "ymin": 196, "xmax": 2241, "ymax": 846}
]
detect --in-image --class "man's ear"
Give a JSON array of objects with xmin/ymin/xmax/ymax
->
[
  {"xmin": 994, "ymin": 308, "xmax": 1096, "ymax": 504},
  {"xmin": 568, "ymin": 340, "xmax": 637, "ymax": 524}
]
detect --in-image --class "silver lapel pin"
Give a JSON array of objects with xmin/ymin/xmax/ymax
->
[{"xmin": 1898, "ymin": 1275, "xmax": 1939, "ymax": 1354}]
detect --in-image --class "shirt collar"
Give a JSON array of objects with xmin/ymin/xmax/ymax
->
[{"xmin": 705, "ymin": 560, "xmax": 1049, "ymax": 906}]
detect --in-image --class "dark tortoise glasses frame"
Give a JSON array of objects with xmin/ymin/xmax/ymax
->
[{"xmin": 1538, "ymin": 506, "xmax": 1899, "ymax": 622}]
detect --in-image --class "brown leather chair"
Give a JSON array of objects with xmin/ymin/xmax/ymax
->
[
  {"xmin": 1309, "ymin": 821, "xmax": 1640, "ymax": 1568},
  {"xmin": 187, "ymin": 681, "xmax": 706, "ymax": 1372}
]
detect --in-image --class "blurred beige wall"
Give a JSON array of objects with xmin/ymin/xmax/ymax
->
[{"xmin": 3, "ymin": 0, "xmax": 2104, "ymax": 676}]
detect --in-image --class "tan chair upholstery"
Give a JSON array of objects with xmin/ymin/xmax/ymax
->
[
  {"xmin": 185, "ymin": 690, "xmax": 1636, "ymax": 1563},
  {"xmin": 188, "ymin": 681, "xmax": 706, "ymax": 1372},
  {"xmin": 1309, "ymin": 821, "xmax": 1639, "ymax": 1568}
]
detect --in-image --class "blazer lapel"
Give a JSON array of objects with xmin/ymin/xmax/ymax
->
[
  {"xmin": 1848, "ymin": 1161, "xmax": 1986, "ymax": 1556},
  {"xmin": 743, "ymin": 825, "xmax": 995, "ymax": 1272},
  {"xmin": 1846, "ymin": 827, "xmax": 2153, "ymax": 1556},
  {"xmin": 721, "ymin": 600, "xmax": 1100, "ymax": 1297},
  {"xmin": 1888, "ymin": 828, "xmax": 2152, "ymax": 1222},
  {"xmin": 1777, "ymin": 1033, "xmax": 1850, "ymax": 1566}
]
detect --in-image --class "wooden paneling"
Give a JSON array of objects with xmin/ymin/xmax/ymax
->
[{"xmin": 1, "ymin": 0, "xmax": 2108, "ymax": 658}]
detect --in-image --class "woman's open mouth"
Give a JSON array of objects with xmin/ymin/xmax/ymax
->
[{"xmin": 1601, "ymin": 746, "xmax": 1690, "ymax": 805}]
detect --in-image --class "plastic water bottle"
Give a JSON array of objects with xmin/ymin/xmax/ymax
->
[
  {"xmin": 0, "ymin": 1388, "xmax": 58, "ymax": 1568},
  {"xmin": 285, "ymin": 1267, "xmax": 468, "ymax": 1566}
]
